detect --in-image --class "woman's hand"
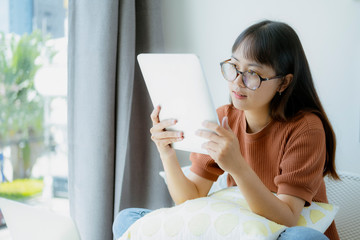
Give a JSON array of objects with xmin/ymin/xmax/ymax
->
[
  {"xmin": 195, "ymin": 116, "xmax": 244, "ymax": 173},
  {"xmin": 150, "ymin": 105, "xmax": 184, "ymax": 158}
]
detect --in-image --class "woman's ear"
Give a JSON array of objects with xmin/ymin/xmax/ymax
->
[{"xmin": 278, "ymin": 73, "xmax": 293, "ymax": 93}]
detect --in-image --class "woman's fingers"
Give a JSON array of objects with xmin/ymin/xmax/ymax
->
[
  {"xmin": 152, "ymin": 131, "xmax": 183, "ymax": 140},
  {"xmin": 150, "ymin": 105, "xmax": 161, "ymax": 125},
  {"xmin": 201, "ymin": 121, "xmax": 230, "ymax": 137},
  {"xmin": 154, "ymin": 137, "xmax": 184, "ymax": 147},
  {"xmin": 150, "ymin": 117, "xmax": 183, "ymax": 148},
  {"xmin": 195, "ymin": 129, "xmax": 222, "ymax": 142},
  {"xmin": 151, "ymin": 132, "xmax": 184, "ymax": 148},
  {"xmin": 150, "ymin": 119, "xmax": 177, "ymax": 134},
  {"xmin": 149, "ymin": 106, "xmax": 184, "ymax": 154},
  {"xmin": 150, "ymin": 105, "xmax": 178, "ymax": 133}
]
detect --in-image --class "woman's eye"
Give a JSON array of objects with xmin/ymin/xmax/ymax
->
[{"xmin": 248, "ymin": 70, "xmax": 258, "ymax": 76}]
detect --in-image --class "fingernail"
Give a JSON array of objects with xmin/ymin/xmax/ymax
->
[{"xmin": 177, "ymin": 132, "xmax": 182, "ymax": 137}]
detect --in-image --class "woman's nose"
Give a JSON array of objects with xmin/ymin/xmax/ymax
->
[{"xmin": 234, "ymin": 73, "xmax": 246, "ymax": 88}]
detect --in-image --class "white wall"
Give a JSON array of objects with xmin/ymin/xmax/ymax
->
[{"xmin": 161, "ymin": 0, "xmax": 360, "ymax": 174}]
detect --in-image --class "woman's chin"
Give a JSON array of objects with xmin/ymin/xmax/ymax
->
[{"xmin": 231, "ymin": 99, "xmax": 248, "ymax": 111}]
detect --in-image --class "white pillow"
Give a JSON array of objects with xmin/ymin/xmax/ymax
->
[{"xmin": 118, "ymin": 187, "xmax": 338, "ymax": 240}]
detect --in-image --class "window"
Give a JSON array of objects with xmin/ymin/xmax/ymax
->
[{"xmin": 0, "ymin": 0, "xmax": 69, "ymax": 236}]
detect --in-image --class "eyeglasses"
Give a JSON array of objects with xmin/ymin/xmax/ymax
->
[{"xmin": 220, "ymin": 59, "xmax": 284, "ymax": 90}]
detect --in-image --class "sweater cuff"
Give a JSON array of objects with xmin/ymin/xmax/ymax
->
[
  {"xmin": 277, "ymin": 183, "xmax": 314, "ymax": 206},
  {"xmin": 190, "ymin": 163, "xmax": 220, "ymax": 182}
]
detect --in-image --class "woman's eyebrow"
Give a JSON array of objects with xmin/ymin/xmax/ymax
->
[
  {"xmin": 248, "ymin": 63, "xmax": 263, "ymax": 69},
  {"xmin": 231, "ymin": 55, "xmax": 263, "ymax": 69}
]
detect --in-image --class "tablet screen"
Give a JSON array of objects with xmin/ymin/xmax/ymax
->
[{"xmin": 138, "ymin": 53, "xmax": 219, "ymax": 154}]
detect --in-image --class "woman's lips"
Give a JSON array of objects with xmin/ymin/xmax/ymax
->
[{"xmin": 233, "ymin": 91, "xmax": 247, "ymax": 99}]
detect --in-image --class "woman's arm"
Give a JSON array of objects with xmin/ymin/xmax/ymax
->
[
  {"xmin": 196, "ymin": 117, "xmax": 305, "ymax": 226},
  {"xmin": 150, "ymin": 106, "xmax": 213, "ymax": 205},
  {"xmin": 231, "ymin": 164, "xmax": 305, "ymax": 226},
  {"xmin": 160, "ymin": 151, "xmax": 213, "ymax": 205}
]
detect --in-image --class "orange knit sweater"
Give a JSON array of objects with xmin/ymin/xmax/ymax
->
[{"xmin": 190, "ymin": 104, "xmax": 339, "ymax": 240}]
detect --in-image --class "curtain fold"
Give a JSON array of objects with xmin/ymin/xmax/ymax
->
[{"xmin": 68, "ymin": 1, "xmax": 172, "ymax": 239}]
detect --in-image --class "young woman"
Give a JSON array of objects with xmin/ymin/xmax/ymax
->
[{"xmin": 113, "ymin": 20, "xmax": 339, "ymax": 240}]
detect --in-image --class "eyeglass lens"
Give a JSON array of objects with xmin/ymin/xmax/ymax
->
[{"xmin": 221, "ymin": 62, "xmax": 260, "ymax": 90}]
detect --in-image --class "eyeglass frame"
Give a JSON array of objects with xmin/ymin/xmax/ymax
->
[{"xmin": 220, "ymin": 59, "xmax": 285, "ymax": 90}]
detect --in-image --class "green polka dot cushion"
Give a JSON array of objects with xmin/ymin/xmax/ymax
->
[{"xmin": 118, "ymin": 187, "xmax": 339, "ymax": 240}]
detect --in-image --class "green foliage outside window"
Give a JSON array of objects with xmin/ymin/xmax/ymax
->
[
  {"xmin": 0, "ymin": 178, "xmax": 44, "ymax": 200},
  {"xmin": 0, "ymin": 30, "xmax": 56, "ymax": 179}
]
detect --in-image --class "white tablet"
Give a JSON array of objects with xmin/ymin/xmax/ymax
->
[{"xmin": 137, "ymin": 53, "xmax": 219, "ymax": 154}]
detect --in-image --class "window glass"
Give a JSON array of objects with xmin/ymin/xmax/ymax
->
[{"xmin": 0, "ymin": 0, "xmax": 69, "ymax": 233}]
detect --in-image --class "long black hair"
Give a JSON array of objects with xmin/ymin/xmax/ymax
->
[{"xmin": 232, "ymin": 20, "xmax": 339, "ymax": 179}]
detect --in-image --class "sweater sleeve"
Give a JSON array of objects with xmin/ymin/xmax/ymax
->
[
  {"xmin": 274, "ymin": 123, "xmax": 326, "ymax": 205},
  {"xmin": 189, "ymin": 152, "xmax": 224, "ymax": 181},
  {"xmin": 189, "ymin": 105, "xmax": 229, "ymax": 181}
]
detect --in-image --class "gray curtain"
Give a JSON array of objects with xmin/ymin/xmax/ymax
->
[{"xmin": 68, "ymin": 1, "xmax": 172, "ymax": 239}]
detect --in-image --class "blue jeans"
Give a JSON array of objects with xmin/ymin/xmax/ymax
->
[
  {"xmin": 112, "ymin": 208, "xmax": 329, "ymax": 240},
  {"xmin": 278, "ymin": 226, "xmax": 329, "ymax": 240},
  {"xmin": 113, "ymin": 208, "xmax": 152, "ymax": 239}
]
